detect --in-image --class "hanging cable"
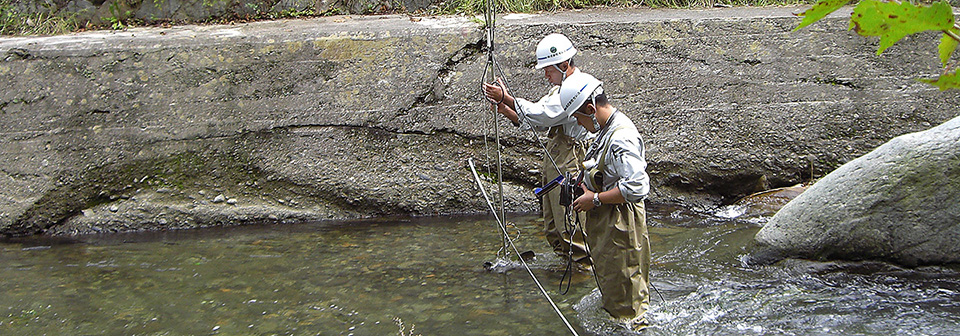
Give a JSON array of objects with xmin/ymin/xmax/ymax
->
[
  {"xmin": 473, "ymin": 1, "xmax": 586, "ymax": 334},
  {"xmin": 477, "ymin": 0, "xmax": 510, "ymax": 259},
  {"xmin": 482, "ymin": 78, "xmax": 566, "ymax": 179},
  {"xmin": 557, "ymin": 198, "xmax": 582, "ymax": 295},
  {"xmin": 569, "ymin": 202, "xmax": 604, "ymax": 296},
  {"xmin": 469, "ymin": 159, "xmax": 580, "ymax": 336}
]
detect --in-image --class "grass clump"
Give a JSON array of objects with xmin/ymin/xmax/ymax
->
[{"xmin": 0, "ymin": 0, "xmax": 80, "ymax": 36}]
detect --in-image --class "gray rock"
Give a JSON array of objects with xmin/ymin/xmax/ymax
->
[{"xmin": 754, "ymin": 116, "xmax": 960, "ymax": 266}]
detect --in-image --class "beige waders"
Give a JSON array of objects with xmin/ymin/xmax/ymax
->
[
  {"xmin": 584, "ymin": 200, "xmax": 650, "ymax": 322},
  {"xmin": 541, "ymin": 126, "xmax": 590, "ymax": 264}
]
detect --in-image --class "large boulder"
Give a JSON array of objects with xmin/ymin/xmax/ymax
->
[{"xmin": 753, "ymin": 116, "xmax": 960, "ymax": 266}]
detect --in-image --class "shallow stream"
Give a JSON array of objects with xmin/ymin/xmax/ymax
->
[{"xmin": 2, "ymin": 204, "xmax": 959, "ymax": 335}]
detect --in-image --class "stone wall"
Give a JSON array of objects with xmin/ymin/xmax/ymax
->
[{"xmin": 0, "ymin": 7, "xmax": 957, "ymax": 235}]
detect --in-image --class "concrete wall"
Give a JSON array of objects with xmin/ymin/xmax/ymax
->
[{"xmin": 0, "ymin": 7, "xmax": 957, "ymax": 235}]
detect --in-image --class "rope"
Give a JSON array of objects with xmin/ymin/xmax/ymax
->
[
  {"xmin": 480, "ymin": 77, "xmax": 567, "ymax": 187},
  {"xmin": 469, "ymin": 159, "xmax": 580, "ymax": 336},
  {"xmin": 477, "ymin": 20, "xmax": 566, "ymax": 186},
  {"xmin": 525, "ymin": 123, "xmax": 565, "ymax": 178},
  {"xmin": 474, "ymin": 2, "xmax": 580, "ymax": 334},
  {"xmin": 478, "ymin": 0, "xmax": 508, "ymax": 259},
  {"xmin": 476, "ymin": 10, "xmax": 564, "ymax": 181}
]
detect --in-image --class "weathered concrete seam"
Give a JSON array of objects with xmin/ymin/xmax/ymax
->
[{"xmin": 401, "ymin": 39, "xmax": 485, "ymax": 114}]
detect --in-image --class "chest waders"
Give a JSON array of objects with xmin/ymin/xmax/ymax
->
[{"xmin": 581, "ymin": 126, "xmax": 652, "ymax": 323}]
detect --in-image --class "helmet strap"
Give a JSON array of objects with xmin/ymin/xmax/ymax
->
[
  {"xmin": 553, "ymin": 62, "xmax": 569, "ymax": 82},
  {"xmin": 589, "ymin": 95, "xmax": 600, "ymax": 131}
]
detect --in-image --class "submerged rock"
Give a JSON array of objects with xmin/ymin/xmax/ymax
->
[
  {"xmin": 715, "ymin": 184, "xmax": 808, "ymax": 223},
  {"xmin": 753, "ymin": 116, "xmax": 960, "ymax": 267}
]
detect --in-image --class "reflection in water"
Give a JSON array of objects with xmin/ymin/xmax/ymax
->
[{"xmin": 1, "ymin": 205, "xmax": 959, "ymax": 335}]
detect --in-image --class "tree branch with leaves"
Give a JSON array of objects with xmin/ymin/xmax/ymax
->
[{"xmin": 796, "ymin": 0, "xmax": 960, "ymax": 90}]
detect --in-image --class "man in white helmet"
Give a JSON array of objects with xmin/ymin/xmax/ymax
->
[
  {"xmin": 560, "ymin": 71, "xmax": 651, "ymax": 330},
  {"xmin": 482, "ymin": 33, "xmax": 591, "ymax": 267}
]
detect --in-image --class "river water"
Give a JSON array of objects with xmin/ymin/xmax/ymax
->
[{"xmin": 1, "ymin": 204, "xmax": 959, "ymax": 335}]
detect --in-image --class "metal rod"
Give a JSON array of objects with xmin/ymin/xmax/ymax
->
[
  {"xmin": 494, "ymin": 103, "xmax": 507, "ymax": 257},
  {"xmin": 468, "ymin": 159, "xmax": 580, "ymax": 336}
]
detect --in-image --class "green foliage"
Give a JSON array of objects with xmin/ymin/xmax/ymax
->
[
  {"xmin": 107, "ymin": 1, "xmax": 128, "ymax": 30},
  {"xmin": 795, "ymin": 0, "xmax": 849, "ymax": 30},
  {"xmin": 644, "ymin": 0, "xmax": 815, "ymax": 8},
  {"xmin": 850, "ymin": 0, "xmax": 953, "ymax": 54},
  {"xmin": 202, "ymin": 0, "xmax": 229, "ymax": 8},
  {"xmin": 939, "ymin": 28, "xmax": 959, "ymax": 64},
  {"xmin": 266, "ymin": 8, "xmax": 318, "ymax": 19},
  {"xmin": 796, "ymin": 0, "xmax": 960, "ymax": 90},
  {"xmin": 445, "ymin": 0, "xmax": 555, "ymax": 15},
  {"xmin": 919, "ymin": 69, "xmax": 960, "ymax": 90}
]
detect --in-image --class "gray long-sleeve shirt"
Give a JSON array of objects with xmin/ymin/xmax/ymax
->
[
  {"xmin": 514, "ymin": 70, "xmax": 589, "ymax": 141},
  {"xmin": 585, "ymin": 109, "xmax": 650, "ymax": 202}
]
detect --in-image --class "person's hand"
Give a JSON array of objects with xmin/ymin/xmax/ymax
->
[
  {"xmin": 572, "ymin": 184, "xmax": 596, "ymax": 212},
  {"xmin": 483, "ymin": 78, "xmax": 508, "ymax": 104}
]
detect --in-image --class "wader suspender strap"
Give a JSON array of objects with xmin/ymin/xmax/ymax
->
[
  {"xmin": 518, "ymin": 87, "xmax": 565, "ymax": 177},
  {"xmin": 586, "ymin": 125, "xmax": 628, "ymax": 192}
]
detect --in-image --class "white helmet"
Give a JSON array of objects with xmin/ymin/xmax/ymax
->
[
  {"xmin": 535, "ymin": 33, "xmax": 578, "ymax": 69},
  {"xmin": 560, "ymin": 72, "xmax": 603, "ymax": 115}
]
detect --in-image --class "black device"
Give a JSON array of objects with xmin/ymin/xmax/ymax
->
[{"xmin": 558, "ymin": 171, "xmax": 584, "ymax": 207}]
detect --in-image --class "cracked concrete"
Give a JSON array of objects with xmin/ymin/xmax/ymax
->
[{"xmin": 0, "ymin": 7, "xmax": 958, "ymax": 235}]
